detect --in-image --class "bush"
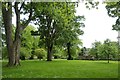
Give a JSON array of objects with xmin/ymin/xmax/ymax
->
[
  {"xmin": 53, "ymin": 53, "xmax": 61, "ymax": 59},
  {"xmin": 29, "ymin": 50, "xmax": 35, "ymax": 60},
  {"xmin": 20, "ymin": 47, "xmax": 31, "ymax": 60},
  {"xmin": 70, "ymin": 46, "xmax": 79, "ymax": 59},
  {"xmin": 34, "ymin": 48, "xmax": 47, "ymax": 60}
]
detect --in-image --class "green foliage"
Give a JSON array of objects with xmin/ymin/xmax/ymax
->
[
  {"xmin": 34, "ymin": 48, "xmax": 47, "ymax": 60},
  {"xmin": 52, "ymin": 46, "xmax": 67, "ymax": 59},
  {"xmin": 31, "ymin": 2, "xmax": 84, "ymax": 60},
  {"xmin": 20, "ymin": 47, "xmax": 31, "ymax": 60},
  {"xmin": 70, "ymin": 46, "xmax": 78, "ymax": 59},
  {"xmin": 91, "ymin": 41, "xmax": 102, "ymax": 59},
  {"xmin": 103, "ymin": 39, "xmax": 118, "ymax": 60},
  {"xmin": 20, "ymin": 25, "xmax": 40, "ymax": 60},
  {"xmin": 105, "ymin": 1, "xmax": 120, "ymax": 31},
  {"xmin": 85, "ymin": 1, "xmax": 99, "ymax": 9},
  {"xmin": 2, "ymin": 47, "xmax": 7, "ymax": 59},
  {"xmin": 21, "ymin": 25, "xmax": 36, "ymax": 48},
  {"xmin": 105, "ymin": 2, "xmax": 120, "ymax": 17},
  {"xmin": 89, "ymin": 48, "xmax": 96, "ymax": 56},
  {"xmin": 89, "ymin": 39, "xmax": 118, "ymax": 60},
  {"xmin": 57, "ymin": 15, "xmax": 85, "ymax": 46}
]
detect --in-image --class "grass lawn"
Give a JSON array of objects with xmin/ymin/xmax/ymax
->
[{"xmin": 2, "ymin": 59, "xmax": 118, "ymax": 78}]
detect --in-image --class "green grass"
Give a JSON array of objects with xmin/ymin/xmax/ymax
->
[{"xmin": 2, "ymin": 59, "xmax": 118, "ymax": 78}]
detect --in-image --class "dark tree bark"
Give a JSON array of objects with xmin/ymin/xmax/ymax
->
[
  {"xmin": 46, "ymin": 16, "xmax": 53, "ymax": 61},
  {"xmin": 67, "ymin": 42, "xmax": 72, "ymax": 60},
  {"xmin": 2, "ymin": 2, "xmax": 15, "ymax": 66},
  {"xmin": 2, "ymin": 2, "xmax": 33, "ymax": 66},
  {"xmin": 13, "ymin": 2, "xmax": 33, "ymax": 65},
  {"xmin": 47, "ymin": 43, "xmax": 53, "ymax": 61},
  {"xmin": 13, "ymin": 2, "xmax": 21, "ymax": 66},
  {"xmin": 96, "ymin": 52, "xmax": 98, "ymax": 60}
]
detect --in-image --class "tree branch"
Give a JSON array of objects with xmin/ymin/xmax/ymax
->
[
  {"xmin": 15, "ymin": 2, "xmax": 19, "ymax": 15},
  {"xmin": 22, "ymin": 2, "xmax": 33, "ymax": 30},
  {"xmin": 19, "ymin": 2, "xmax": 24, "ymax": 11}
]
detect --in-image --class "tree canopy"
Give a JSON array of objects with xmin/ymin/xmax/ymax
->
[
  {"xmin": 105, "ymin": 1, "xmax": 120, "ymax": 31},
  {"xmin": 31, "ymin": 2, "xmax": 85, "ymax": 61}
]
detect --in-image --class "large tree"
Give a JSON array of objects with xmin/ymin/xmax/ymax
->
[
  {"xmin": 2, "ymin": 2, "xmax": 34, "ymax": 66},
  {"xmin": 31, "ymin": 2, "xmax": 84, "ymax": 61},
  {"xmin": 2, "ymin": 2, "xmax": 14, "ymax": 66},
  {"xmin": 31, "ymin": 2, "xmax": 69, "ymax": 61}
]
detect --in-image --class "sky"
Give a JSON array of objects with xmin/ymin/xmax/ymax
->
[{"xmin": 75, "ymin": 2, "xmax": 118, "ymax": 48}]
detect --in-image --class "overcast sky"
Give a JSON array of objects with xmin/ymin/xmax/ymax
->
[{"xmin": 76, "ymin": 2, "xmax": 118, "ymax": 48}]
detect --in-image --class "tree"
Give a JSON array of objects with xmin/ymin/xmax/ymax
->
[
  {"xmin": 89, "ymin": 39, "xmax": 118, "ymax": 61},
  {"xmin": 32, "ymin": 2, "xmax": 63, "ymax": 61},
  {"xmin": 2, "ymin": 2, "xmax": 14, "ymax": 66},
  {"xmin": 104, "ymin": 39, "xmax": 111, "ymax": 63},
  {"xmin": 56, "ymin": 15, "xmax": 85, "ymax": 60},
  {"xmin": 109, "ymin": 41, "xmax": 119, "ymax": 60},
  {"xmin": 21, "ymin": 25, "xmax": 38, "ymax": 60},
  {"xmin": 31, "ymin": 2, "xmax": 84, "ymax": 61},
  {"xmin": 103, "ymin": 39, "xmax": 119, "ymax": 62},
  {"xmin": 105, "ymin": 1, "xmax": 120, "ymax": 61},
  {"xmin": 0, "ymin": 2, "xmax": 2, "ymax": 59},
  {"xmin": 52, "ymin": 45, "xmax": 66, "ymax": 59},
  {"xmin": 2, "ymin": 2, "xmax": 34, "ymax": 66},
  {"xmin": 91, "ymin": 40, "xmax": 102, "ymax": 60}
]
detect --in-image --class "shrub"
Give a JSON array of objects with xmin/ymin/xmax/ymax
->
[
  {"xmin": 20, "ymin": 47, "xmax": 31, "ymax": 60},
  {"xmin": 34, "ymin": 48, "xmax": 47, "ymax": 60}
]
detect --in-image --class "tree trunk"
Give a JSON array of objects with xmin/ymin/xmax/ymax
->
[
  {"xmin": 14, "ymin": 2, "xmax": 22, "ymax": 66},
  {"xmin": 47, "ymin": 44, "xmax": 53, "ymax": 61},
  {"xmin": 67, "ymin": 42, "xmax": 72, "ymax": 60},
  {"xmin": 14, "ymin": 39, "xmax": 21, "ymax": 66},
  {"xmin": 2, "ymin": 2, "xmax": 15, "ymax": 66},
  {"xmin": 2, "ymin": 2, "xmax": 33, "ymax": 66},
  {"xmin": 46, "ymin": 16, "xmax": 53, "ymax": 61},
  {"xmin": 108, "ymin": 53, "xmax": 109, "ymax": 63},
  {"xmin": 96, "ymin": 53, "xmax": 98, "ymax": 60}
]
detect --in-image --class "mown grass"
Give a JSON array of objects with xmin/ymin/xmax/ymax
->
[{"xmin": 2, "ymin": 59, "xmax": 118, "ymax": 78}]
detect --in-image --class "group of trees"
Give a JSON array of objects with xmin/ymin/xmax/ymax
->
[
  {"xmin": 1, "ymin": 0, "xmax": 120, "ymax": 67},
  {"xmin": 2, "ymin": 24, "xmax": 83, "ymax": 60},
  {"xmin": 89, "ymin": 39, "xmax": 118, "ymax": 62},
  {"xmin": 105, "ymin": 1, "xmax": 120, "ymax": 61},
  {"xmin": 1, "ymin": 1, "xmax": 85, "ymax": 66},
  {"xmin": 31, "ymin": 2, "xmax": 85, "ymax": 61}
]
